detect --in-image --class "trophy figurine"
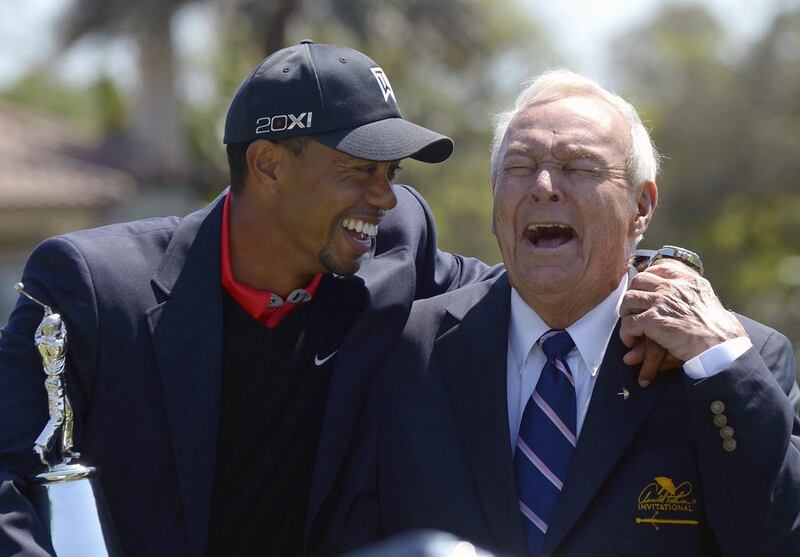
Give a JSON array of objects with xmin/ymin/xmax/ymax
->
[{"xmin": 15, "ymin": 283, "xmax": 122, "ymax": 557}]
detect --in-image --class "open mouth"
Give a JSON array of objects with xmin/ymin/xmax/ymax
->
[
  {"xmin": 342, "ymin": 218, "xmax": 379, "ymax": 244},
  {"xmin": 524, "ymin": 223, "xmax": 576, "ymax": 249}
]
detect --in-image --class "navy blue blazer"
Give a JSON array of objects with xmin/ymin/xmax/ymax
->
[
  {"xmin": 329, "ymin": 273, "xmax": 800, "ymax": 556},
  {"xmin": 0, "ymin": 185, "xmax": 493, "ymax": 557}
]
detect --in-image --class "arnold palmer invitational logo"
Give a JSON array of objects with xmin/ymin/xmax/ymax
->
[{"xmin": 635, "ymin": 476, "xmax": 699, "ymax": 530}]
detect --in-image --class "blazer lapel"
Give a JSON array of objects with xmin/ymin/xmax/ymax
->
[
  {"xmin": 438, "ymin": 275, "xmax": 528, "ymax": 555},
  {"xmin": 146, "ymin": 195, "xmax": 225, "ymax": 557},
  {"xmin": 543, "ymin": 323, "xmax": 668, "ymax": 554},
  {"xmin": 306, "ymin": 247, "xmax": 415, "ymax": 533}
]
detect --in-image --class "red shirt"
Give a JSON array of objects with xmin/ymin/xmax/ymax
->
[{"xmin": 220, "ymin": 192, "xmax": 321, "ymax": 328}]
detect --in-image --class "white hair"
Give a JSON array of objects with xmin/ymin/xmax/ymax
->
[{"xmin": 489, "ymin": 70, "xmax": 660, "ymax": 188}]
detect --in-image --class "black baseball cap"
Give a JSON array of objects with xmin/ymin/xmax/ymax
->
[{"xmin": 223, "ymin": 40, "xmax": 453, "ymax": 163}]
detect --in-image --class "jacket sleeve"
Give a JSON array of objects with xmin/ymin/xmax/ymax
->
[
  {"xmin": 395, "ymin": 185, "xmax": 502, "ymax": 300},
  {"xmin": 0, "ymin": 236, "xmax": 99, "ymax": 557},
  {"xmin": 686, "ymin": 328, "xmax": 800, "ymax": 557}
]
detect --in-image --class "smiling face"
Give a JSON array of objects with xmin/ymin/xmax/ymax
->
[
  {"xmin": 273, "ymin": 139, "xmax": 401, "ymax": 277},
  {"xmin": 492, "ymin": 94, "xmax": 657, "ymax": 325}
]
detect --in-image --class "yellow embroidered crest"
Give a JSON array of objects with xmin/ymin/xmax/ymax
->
[{"xmin": 635, "ymin": 476, "xmax": 699, "ymax": 529}]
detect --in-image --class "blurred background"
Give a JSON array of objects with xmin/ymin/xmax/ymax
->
[{"xmin": 1, "ymin": 0, "xmax": 799, "ymax": 365}]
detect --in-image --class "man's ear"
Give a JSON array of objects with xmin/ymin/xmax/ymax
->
[
  {"xmin": 246, "ymin": 140, "xmax": 280, "ymax": 185},
  {"xmin": 490, "ymin": 179, "xmax": 497, "ymax": 235},
  {"xmin": 632, "ymin": 180, "xmax": 658, "ymax": 238}
]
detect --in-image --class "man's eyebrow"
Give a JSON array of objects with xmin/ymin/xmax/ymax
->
[
  {"xmin": 503, "ymin": 143, "xmax": 531, "ymax": 158},
  {"xmin": 334, "ymin": 156, "xmax": 372, "ymax": 166},
  {"xmin": 555, "ymin": 143, "xmax": 605, "ymax": 159}
]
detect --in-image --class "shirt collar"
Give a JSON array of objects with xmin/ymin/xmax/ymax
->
[{"xmin": 508, "ymin": 268, "xmax": 632, "ymax": 377}]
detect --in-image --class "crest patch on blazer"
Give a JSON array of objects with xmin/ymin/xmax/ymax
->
[{"xmin": 635, "ymin": 476, "xmax": 699, "ymax": 530}]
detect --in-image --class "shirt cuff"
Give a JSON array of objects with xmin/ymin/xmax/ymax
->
[{"xmin": 683, "ymin": 337, "xmax": 753, "ymax": 379}]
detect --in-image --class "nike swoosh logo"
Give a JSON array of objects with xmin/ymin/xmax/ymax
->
[{"xmin": 314, "ymin": 350, "xmax": 339, "ymax": 366}]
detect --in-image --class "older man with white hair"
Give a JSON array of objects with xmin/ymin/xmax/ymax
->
[{"xmin": 328, "ymin": 70, "xmax": 800, "ymax": 557}]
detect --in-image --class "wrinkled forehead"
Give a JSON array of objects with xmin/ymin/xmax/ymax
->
[{"xmin": 504, "ymin": 94, "xmax": 631, "ymax": 157}]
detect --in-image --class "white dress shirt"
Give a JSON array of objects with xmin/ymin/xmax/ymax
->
[{"xmin": 506, "ymin": 268, "xmax": 752, "ymax": 453}]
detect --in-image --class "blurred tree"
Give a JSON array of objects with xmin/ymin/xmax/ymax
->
[
  {"xmin": 93, "ymin": 74, "xmax": 126, "ymax": 134},
  {"xmin": 611, "ymin": 4, "xmax": 800, "ymax": 359},
  {"xmin": 611, "ymin": 5, "xmax": 742, "ymax": 228},
  {"xmin": 60, "ymin": 0, "xmax": 198, "ymax": 179},
  {"xmin": 2, "ymin": 73, "xmax": 99, "ymax": 129},
  {"xmin": 724, "ymin": 7, "xmax": 800, "ymax": 352},
  {"xmin": 220, "ymin": 0, "xmax": 300, "ymax": 56}
]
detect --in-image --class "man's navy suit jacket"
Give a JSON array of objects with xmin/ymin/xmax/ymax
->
[
  {"xmin": 0, "ymin": 185, "xmax": 492, "ymax": 556},
  {"xmin": 331, "ymin": 273, "xmax": 800, "ymax": 557}
]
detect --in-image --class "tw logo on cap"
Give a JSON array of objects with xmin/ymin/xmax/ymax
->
[
  {"xmin": 255, "ymin": 112, "xmax": 313, "ymax": 134},
  {"xmin": 370, "ymin": 67, "xmax": 396, "ymax": 103}
]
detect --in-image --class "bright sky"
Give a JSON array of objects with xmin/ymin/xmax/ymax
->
[{"xmin": 0, "ymin": 0, "xmax": 794, "ymax": 93}]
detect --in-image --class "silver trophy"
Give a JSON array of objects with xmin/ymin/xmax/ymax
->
[{"xmin": 15, "ymin": 283, "xmax": 123, "ymax": 557}]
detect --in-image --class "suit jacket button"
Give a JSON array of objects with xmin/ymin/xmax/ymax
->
[
  {"xmin": 719, "ymin": 425, "xmax": 734, "ymax": 440},
  {"xmin": 713, "ymin": 414, "xmax": 727, "ymax": 428},
  {"xmin": 710, "ymin": 400, "xmax": 725, "ymax": 414},
  {"xmin": 723, "ymin": 438, "xmax": 738, "ymax": 452}
]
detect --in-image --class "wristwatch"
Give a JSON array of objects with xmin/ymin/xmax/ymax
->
[{"xmin": 646, "ymin": 245, "xmax": 704, "ymax": 276}]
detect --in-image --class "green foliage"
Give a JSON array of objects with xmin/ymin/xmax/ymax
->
[
  {"xmin": 93, "ymin": 74, "xmax": 126, "ymax": 133},
  {"xmin": 1, "ymin": 72, "xmax": 99, "ymax": 132}
]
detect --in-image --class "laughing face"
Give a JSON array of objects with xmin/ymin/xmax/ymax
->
[
  {"xmin": 275, "ymin": 139, "xmax": 400, "ymax": 277},
  {"xmin": 492, "ymin": 94, "xmax": 656, "ymax": 323}
]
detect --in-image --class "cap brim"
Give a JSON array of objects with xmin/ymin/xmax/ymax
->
[{"xmin": 310, "ymin": 118, "xmax": 454, "ymax": 163}]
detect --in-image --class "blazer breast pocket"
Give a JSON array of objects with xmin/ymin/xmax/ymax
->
[{"xmin": 601, "ymin": 446, "xmax": 718, "ymax": 557}]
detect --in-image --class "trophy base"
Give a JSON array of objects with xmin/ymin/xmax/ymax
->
[
  {"xmin": 30, "ymin": 464, "xmax": 123, "ymax": 557},
  {"xmin": 35, "ymin": 463, "xmax": 95, "ymax": 483}
]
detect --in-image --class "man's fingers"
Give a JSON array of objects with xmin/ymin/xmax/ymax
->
[
  {"xmin": 623, "ymin": 337, "xmax": 647, "ymax": 366},
  {"xmin": 637, "ymin": 339, "xmax": 665, "ymax": 387},
  {"xmin": 619, "ymin": 311, "xmax": 650, "ymax": 347},
  {"xmin": 620, "ymin": 290, "xmax": 661, "ymax": 317},
  {"xmin": 630, "ymin": 257, "xmax": 701, "ymax": 293},
  {"xmin": 660, "ymin": 353, "xmax": 684, "ymax": 371},
  {"xmin": 642, "ymin": 258, "xmax": 697, "ymax": 280},
  {"xmin": 628, "ymin": 271, "xmax": 663, "ymax": 292},
  {"xmin": 623, "ymin": 335, "xmax": 682, "ymax": 388}
]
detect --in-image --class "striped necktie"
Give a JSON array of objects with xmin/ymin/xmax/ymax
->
[{"xmin": 514, "ymin": 329, "xmax": 577, "ymax": 557}]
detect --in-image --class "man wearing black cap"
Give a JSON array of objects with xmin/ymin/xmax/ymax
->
[{"xmin": 0, "ymin": 41, "xmax": 491, "ymax": 557}]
